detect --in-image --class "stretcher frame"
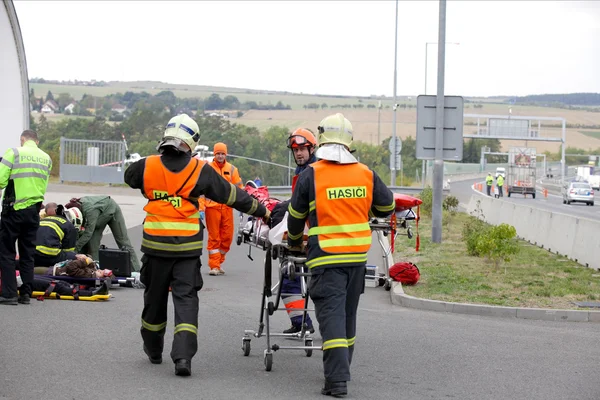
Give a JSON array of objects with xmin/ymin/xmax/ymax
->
[
  {"xmin": 235, "ymin": 207, "xmax": 418, "ymax": 371},
  {"xmin": 369, "ymin": 208, "xmax": 419, "ymax": 291},
  {"xmin": 237, "ymin": 214, "xmax": 319, "ymax": 371},
  {"xmin": 32, "ymin": 274, "xmax": 136, "ymax": 288}
]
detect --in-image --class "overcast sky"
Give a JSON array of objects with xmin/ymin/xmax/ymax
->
[{"xmin": 13, "ymin": 0, "xmax": 600, "ymax": 98}]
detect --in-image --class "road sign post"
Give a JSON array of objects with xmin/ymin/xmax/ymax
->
[{"xmin": 416, "ymin": 95, "xmax": 464, "ymax": 161}]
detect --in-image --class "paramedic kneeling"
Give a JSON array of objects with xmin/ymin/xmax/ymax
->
[
  {"xmin": 125, "ymin": 114, "xmax": 269, "ymax": 377},
  {"xmin": 0, "ymin": 130, "xmax": 52, "ymax": 305},
  {"xmin": 287, "ymin": 114, "xmax": 394, "ymax": 397}
]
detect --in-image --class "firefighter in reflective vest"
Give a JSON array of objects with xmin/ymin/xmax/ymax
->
[
  {"xmin": 270, "ymin": 128, "xmax": 318, "ymax": 334},
  {"xmin": 486, "ymin": 173, "xmax": 493, "ymax": 196},
  {"xmin": 287, "ymin": 114, "xmax": 394, "ymax": 397},
  {"xmin": 201, "ymin": 142, "xmax": 243, "ymax": 276},
  {"xmin": 34, "ymin": 207, "xmax": 85, "ymax": 266},
  {"xmin": 125, "ymin": 114, "xmax": 269, "ymax": 377},
  {"xmin": 0, "ymin": 130, "xmax": 52, "ymax": 306}
]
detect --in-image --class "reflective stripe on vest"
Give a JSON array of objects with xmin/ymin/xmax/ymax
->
[
  {"xmin": 310, "ymin": 161, "xmax": 374, "ymax": 255},
  {"xmin": 39, "ymin": 220, "xmax": 65, "ymax": 241},
  {"xmin": 36, "ymin": 245, "xmax": 61, "ymax": 256},
  {"xmin": 143, "ymin": 155, "xmax": 204, "ymax": 238},
  {"xmin": 204, "ymin": 161, "xmax": 242, "ymax": 208}
]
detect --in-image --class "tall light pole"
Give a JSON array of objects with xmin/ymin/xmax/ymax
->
[
  {"xmin": 424, "ymin": 42, "xmax": 459, "ymax": 95},
  {"xmin": 390, "ymin": 0, "xmax": 399, "ymax": 186},
  {"xmin": 423, "ymin": 40, "xmax": 459, "ymax": 187},
  {"xmin": 432, "ymin": 0, "xmax": 447, "ymax": 244}
]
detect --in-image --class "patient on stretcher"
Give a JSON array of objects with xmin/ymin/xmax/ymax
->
[
  {"xmin": 17, "ymin": 271, "xmax": 110, "ymax": 298},
  {"xmin": 34, "ymin": 257, "xmax": 113, "ymax": 279}
]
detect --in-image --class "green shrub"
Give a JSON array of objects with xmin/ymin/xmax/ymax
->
[
  {"xmin": 476, "ymin": 223, "xmax": 519, "ymax": 271},
  {"xmin": 462, "ymin": 215, "xmax": 488, "ymax": 256},
  {"xmin": 443, "ymin": 195, "xmax": 459, "ymax": 214},
  {"xmin": 419, "ymin": 186, "xmax": 433, "ymax": 215}
]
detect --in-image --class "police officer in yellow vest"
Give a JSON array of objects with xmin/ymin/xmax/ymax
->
[
  {"xmin": 0, "ymin": 130, "xmax": 52, "ymax": 305},
  {"xmin": 125, "ymin": 114, "xmax": 269, "ymax": 377},
  {"xmin": 486, "ymin": 173, "xmax": 493, "ymax": 196},
  {"xmin": 497, "ymin": 174, "xmax": 504, "ymax": 197},
  {"xmin": 287, "ymin": 114, "xmax": 394, "ymax": 397}
]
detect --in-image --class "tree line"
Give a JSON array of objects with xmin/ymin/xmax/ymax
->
[{"xmin": 513, "ymin": 93, "xmax": 600, "ymax": 106}]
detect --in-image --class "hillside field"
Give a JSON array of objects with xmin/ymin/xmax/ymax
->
[{"xmin": 30, "ymin": 82, "xmax": 600, "ymax": 153}]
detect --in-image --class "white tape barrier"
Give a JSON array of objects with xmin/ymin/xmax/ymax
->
[{"xmin": 467, "ymin": 195, "xmax": 600, "ymax": 270}]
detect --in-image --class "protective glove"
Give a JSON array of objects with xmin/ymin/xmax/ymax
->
[
  {"xmin": 200, "ymin": 211, "xmax": 205, "ymax": 221},
  {"xmin": 263, "ymin": 209, "xmax": 271, "ymax": 223}
]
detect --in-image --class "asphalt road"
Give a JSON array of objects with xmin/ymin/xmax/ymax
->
[
  {"xmin": 451, "ymin": 178, "xmax": 600, "ymax": 222},
  {"xmin": 1, "ymin": 185, "xmax": 599, "ymax": 400}
]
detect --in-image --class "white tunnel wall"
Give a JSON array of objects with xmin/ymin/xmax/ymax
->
[{"xmin": 1, "ymin": 0, "xmax": 29, "ymax": 147}]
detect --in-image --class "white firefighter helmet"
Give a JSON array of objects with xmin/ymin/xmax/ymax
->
[
  {"xmin": 158, "ymin": 114, "xmax": 200, "ymax": 152},
  {"xmin": 317, "ymin": 113, "xmax": 353, "ymax": 148},
  {"xmin": 65, "ymin": 207, "xmax": 83, "ymax": 230}
]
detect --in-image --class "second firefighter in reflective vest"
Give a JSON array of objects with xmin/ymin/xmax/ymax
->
[
  {"xmin": 287, "ymin": 113, "xmax": 394, "ymax": 397},
  {"xmin": 125, "ymin": 115, "xmax": 269, "ymax": 377},
  {"xmin": 269, "ymin": 128, "xmax": 318, "ymax": 334},
  {"xmin": 201, "ymin": 142, "xmax": 243, "ymax": 276}
]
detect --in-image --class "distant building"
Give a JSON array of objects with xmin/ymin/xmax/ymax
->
[
  {"xmin": 111, "ymin": 104, "xmax": 127, "ymax": 114},
  {"xmin": 41, "ymin": 100, "xmax": 59, "ymax": 114},
  {"xmin": 64, "ymin": 102, "xmax": 76, "ymax": 113}
]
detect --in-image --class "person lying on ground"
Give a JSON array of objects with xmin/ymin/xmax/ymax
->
[{"xmin": 34, "ymin": 257, "xmax": 113, "ymax": 279}]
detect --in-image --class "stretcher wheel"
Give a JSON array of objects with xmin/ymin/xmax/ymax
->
[
  {"xmin": 305, "ymin": 339, "xmax": 313, "ymax": 357},
  {"xmin": 378, "ymin": 277, "xmax": 386, "ymax": 287},
  {"xmin": 236, "ymin": 234, "xmax": 242, "ymax": 246},
  {"xmin": 267, "ymin": 301, "xmax": 276, "ymax": 315},
  {"xmin": 264, "ymin": 352, "xmax": 273, "ymax": 371},
  {"xmin": 242, "ymin": 339, "xmax": 251, "ymax": 356},
  {"xmin": 383, "ymin": 280, "xmax": 392, "ymax": 291}
]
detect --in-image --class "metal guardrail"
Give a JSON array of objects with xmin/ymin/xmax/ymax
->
[{"xmin": 265, "ymin": 186, "xmax": 448, "ymax": 196}]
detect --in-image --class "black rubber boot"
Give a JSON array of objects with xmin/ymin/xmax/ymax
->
[
  {"xmin": 321, "ymin": 381, "xmax": 347, "ymax": 397},
  {"xmin": 0, "ymin": 296, "xmax": 18, "ymax": 306},
  {"xmin": 143, "ymin": 345, "xmax": 162, "ymax": 365},
  {"xmin": 175, "ymin": 359, "xmax": 191, "ymax": 376}
]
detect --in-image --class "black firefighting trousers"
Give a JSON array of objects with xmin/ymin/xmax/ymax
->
[
  {"xmin": 139, "ymin": 254, "xmax": 203, "ymax": 363},
  {"xmin": 309, "ymin": 265, "xmax": 366, "ymax": 383},
  {"xmin": 0, "ymin": 205, "xmax": 40, "ymax": 298}
]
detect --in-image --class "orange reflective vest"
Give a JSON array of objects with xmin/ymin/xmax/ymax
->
[
  {"xmin": 142, "ymin": 155, "xmax": 205, "ymax": 257},
  {"xmin": 305, "ymin": 161, "xmax": 374, "ymax": 268},
  {"xmin": 202, "ymin": 160, "xmax": 242, "ymax": 209}
]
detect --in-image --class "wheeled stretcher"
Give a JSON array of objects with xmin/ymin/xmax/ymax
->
[{"xmin": 240, "ymin": 240, "xmax": 320, "ymax": 371}]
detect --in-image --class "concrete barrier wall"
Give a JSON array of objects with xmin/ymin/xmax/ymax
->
[{"xmin": 467, "ymin": 195, "xmax": 600, "ymax": 270}]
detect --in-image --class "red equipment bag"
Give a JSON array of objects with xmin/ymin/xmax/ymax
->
[
  {"xmin": 389, "ymin": 262, "xmax": 420, "ymax": 285},
  {"xmin": 243, "ymin": 184, "xmax": 281, "ymax": 212}
]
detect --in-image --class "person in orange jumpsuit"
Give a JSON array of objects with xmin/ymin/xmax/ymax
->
[{"xmin": 202, "ymin": 142, "xmax": 243, "ymax": 275}]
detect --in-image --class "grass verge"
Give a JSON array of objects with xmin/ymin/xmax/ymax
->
[{"xmin": 394, "ymin": 211, "xmax": 600, "ymax": 309}]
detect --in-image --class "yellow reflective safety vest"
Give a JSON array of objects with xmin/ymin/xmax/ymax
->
[
  {"xmin": 306, "ymin": 161, "xmax": 374, "ymax": 268},
  {"xmin": 142, "ymin": 155, "xmax": 205, "ymax": 257},
  {"xmin": 0, "ymin": 140, "xmax": 52, "ymax": 210}
]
